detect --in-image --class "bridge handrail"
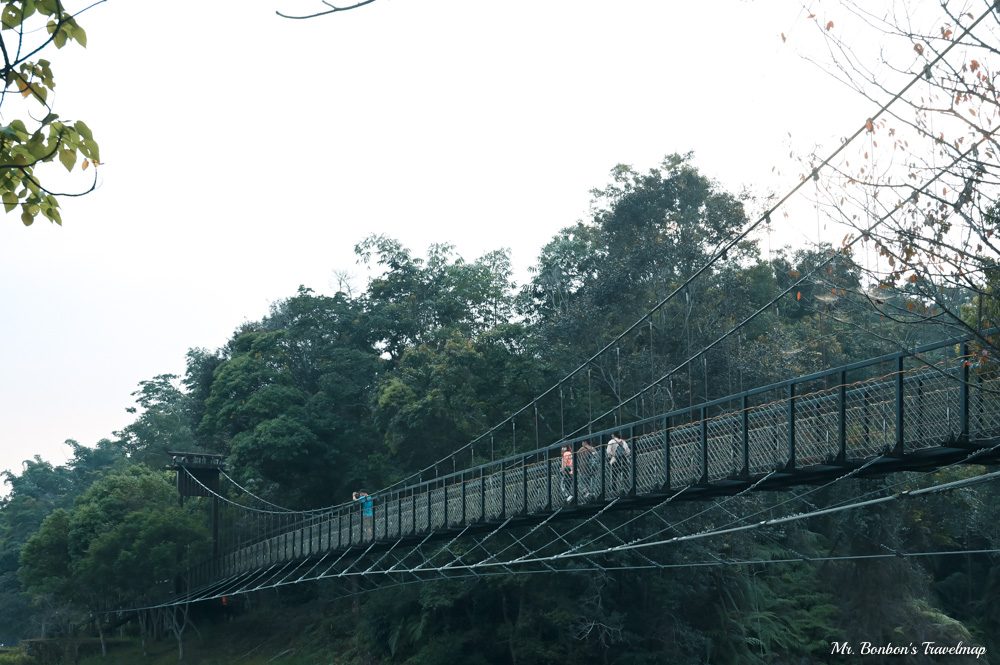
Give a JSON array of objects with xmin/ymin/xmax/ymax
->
[{"xmin": 380, "ymin": 329, "xmax": 994, "ymax": 490}]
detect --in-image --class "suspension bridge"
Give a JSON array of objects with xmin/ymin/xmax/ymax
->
[
  {"xmin": 162, "ymin": 332, "xmax": 1000, "ymax": 606},
  {"xmin": 64, "ymin": 0, "xmax": 997, "ymax": 616},
  {"xmin": 164, "ymin": 5, "xmax": 1000, "ymax": 599}
]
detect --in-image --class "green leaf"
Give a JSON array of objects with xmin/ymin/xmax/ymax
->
[
  {"xmin": 52, "ymin": 26, "xmax": 66, "ymax": 48},
  {"xmin": 29, "ymin": 83, "xmax": 47, "ymax": 103},
  {"xmin": 74, "ymin": 120, "xmax": 92, "ymax": 141},
  {"xmin": 3, "ymin": 191, "xmax": 18, "ymax": 213},
  {"xmin": 2, "ymin": 6, "xmax": 21, "ymax": 29},
  {"xmin": 26, "ymin": 132, "xmax": 48, "ymax": 160},
  {"xmin": 79, "ymin": 138, "xmax": 99, "ymax": 163},
  {"xmin": 58, "ymin": 147, "xmax": 75, "ymax": 171},
  {"xmin": 21, "ymin": 209, "xmax": 33, "ymax": 226},
  {"xmin": 73, "ymin": 24, "xmax": 86, "ymax": 47}
]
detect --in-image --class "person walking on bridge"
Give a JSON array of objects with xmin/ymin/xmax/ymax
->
[
  {"xmin": 559, "ymin": 445, "xmax": 575, "ymax": 503},
  {"xmin": 606, "ymin": 433, "xmax": 631, "ymax": 496},
  {"xmin": 577, "ymin": 440, "xmax": 597, "ymax": 500},
  {"xmin": 353, "ymin": 490, "xmax": 373, "ymax": 540}
]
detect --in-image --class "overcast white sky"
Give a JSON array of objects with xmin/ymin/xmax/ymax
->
[{"xmin": 0, "ymin": 0, "xmax": 881, "ymax": 488}]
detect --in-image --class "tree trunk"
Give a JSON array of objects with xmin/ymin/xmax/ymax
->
[
  {"xmin": 138, "ymin": 610, "xmax": 148, "ymax": 657},
  {"xmin": 96, "ymin": 618, "xmax": 107, "ymax": 657},
  {"xmin": 166, "ymin": 604, "xmax": 189, "ymax": 661},
  {"xmin": 500, "ymin": 589, "xmax": 518, "ymax": 665}
]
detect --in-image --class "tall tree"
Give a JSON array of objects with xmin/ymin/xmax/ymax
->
[
  {"xmin": 373, "ymin": 324, "xmax": 543, "ymax": 473},
  {"xmin": 114, "ymin": 375, "xmax": 198, "ymax": 468},
  {"xmin": 200, "ymin": 288, "xmax": 383, "ymax": 506},
  {"xmin": 520, "ymin": 154, "xmax": 760, "ymax": 425},
  {"xmin": 357, "ymin": 236, "xmax": 518, "ymax": 362}
]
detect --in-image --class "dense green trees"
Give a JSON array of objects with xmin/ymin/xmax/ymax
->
[
  {"xmin": 521, "ymin": 154, "xmax": 754, "ymax": 356},
  {"xmin": 18, "ymin": 467, "xmax": 210, "ymax": 655},
  {"xmin": 0, "ymin": 441, "xmax": 124, "ymax": 644},
  {"xmin": 197, "ymin": 287, "xmax": 383, "ymax": 506},
  {"xmin": 114, "ymin": 375, "xmax": 198, "ymax": 469},
  {"xmin": 3, "ymin": 153, "xmax": 997, "ymax": 662}
]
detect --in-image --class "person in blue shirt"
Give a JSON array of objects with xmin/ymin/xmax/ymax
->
[{"xmin": 353, "ymin": 490, "xmax": 373, "ymax": 540}]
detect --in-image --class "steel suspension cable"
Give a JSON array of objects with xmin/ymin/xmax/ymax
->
[
  {"xmin": 563, "ymin": 128, "xmax": 999, "ymax": 443},
  {"xmin": 369, "ymin": 4, "xmax": 996, "ymax": 498}
]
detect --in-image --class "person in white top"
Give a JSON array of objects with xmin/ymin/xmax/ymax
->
[{"xmin": 606, "ymin": 432, "xmax": 631, "ymax": 495}]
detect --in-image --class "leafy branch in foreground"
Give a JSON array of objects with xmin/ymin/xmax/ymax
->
[{"xmin": 0, "ymin": 0, "xmax": 101, "ymax": 226}]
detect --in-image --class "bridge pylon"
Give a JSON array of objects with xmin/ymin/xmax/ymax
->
[{"xmin": 167, "ymin": 451, "xmax": 226, "ymax": 557}]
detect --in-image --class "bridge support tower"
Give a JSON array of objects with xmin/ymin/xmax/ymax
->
[{"xmin": 167, "ymin": 451, "xmax": 226, "ymax": 557}]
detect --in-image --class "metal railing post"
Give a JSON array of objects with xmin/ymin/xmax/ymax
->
[
  {"xmin": 426, "ymin": 481, "xmax": 433, "ymax": 532},
  {"xmin": 629, "ymin": 424, "xmax": 637, "ymax": 495},
  {"xmin": 960, "ymin": 341, "xmax": 970, "ymax": 440},
  {"xmin": 442, "ymin": 477, "xmax": 449, "ymax": 528},
  {"xmin": 461, "ymin": 472, "xmax": 467, "ymax": 526},
  {"xmin": 700, "ymin": 407, "xmax": 709, "ymax": 483},
  {"xmin": 395, "ymin": 492, "xmax": 401, "ymax": 538},
  {"xmin": 521, "ymin": 455, "xmax": 528, "ymax": 514},
  {"xmin": 894, "ymin": 355, "xmax": 905, "ymax": 456},
  {"xmin": 410, "ymin": 487, "xmax": 417, "ymax": 535},
  {"xmin": 572, "ymin": 443, "xmax": 579, "ymax": 503},
  {"xmin": 838, "ymin": 371, "xmax": 847, "ymax": 462},
  {"xmin": 546, "ymin": 453, "xmax": 553, "ymax": 511},
  {"xmin": 480, "ymin": 468, "xmax": 486, "ymax": 521},
  {"xmin": 916, "ymin": 379, "xmax": 924, "ymax": 445},
  {"xmin": 741, "ymin": 394, "xmax": 750, "ymax": 477},
  {"xmin": 501, "ymin": 461, "xmax": 507, "ymax": 519},
  {"xmin": 787, "ymin": 383, "xmax": 796, "ymax": 470},
  {"xmin": 600, "ymin": 435, "xmax": 607, "ymax": 501},
  {"xmin": 663, "ymin": 415, "xmax": 671, "ymax": 490}
]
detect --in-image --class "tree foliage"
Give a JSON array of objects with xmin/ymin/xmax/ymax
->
[
  {"xmin": 17, "ymin": 466, "xmax": 210, "ymax": 654},
  {"xmin": 0, "ymin": 440, "xmax": 123, "ymax": 642},
  {"xmin": 0, "ymin": 0, "xmax": 100, "ymax": 226},
  {"xmin": 7, "ymin": 143, "xmax": 998, "ymax": 660}
]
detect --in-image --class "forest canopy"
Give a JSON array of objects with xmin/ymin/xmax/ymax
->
[{"xmin": 2, "ymin": 152, "xmax": 998, "ymax": 662}]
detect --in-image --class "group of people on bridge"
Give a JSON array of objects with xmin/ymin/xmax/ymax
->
[
  {"xmin": 559, "ymin": 432, "xmax": 631, "ymax": 503},
  {"xmin": 348, "ymin": 432, "xmax": 634, "ymax": 542}
]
